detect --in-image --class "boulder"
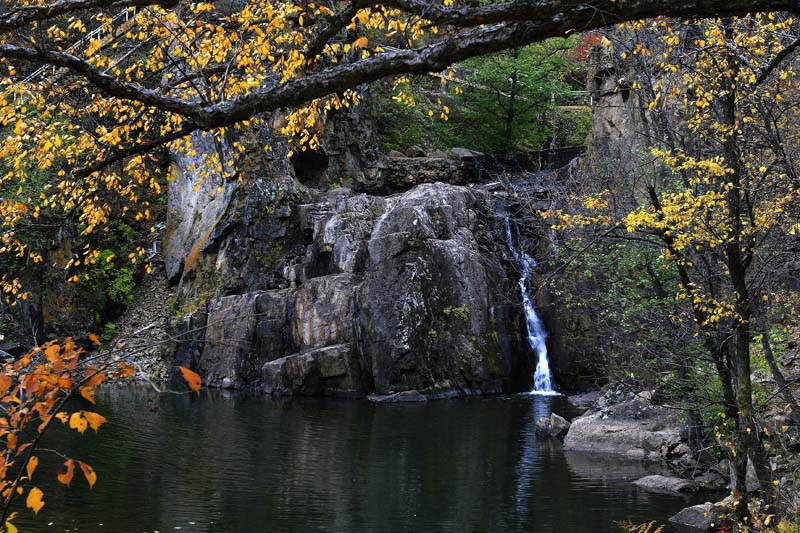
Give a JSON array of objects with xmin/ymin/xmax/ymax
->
[
  {"xmin": 536, "ymin": 413, "xmax": 572, "ymax": 440},
  {"xmin": 449, "ymin": 147, "xmax": 484, "ymax": 159},
  {"xmin": 563, "ymin": 397, "xmax": 683, "ymax": 460},
  {"xmin": 406, "ymin": 145, "xmax": 427, "ymax": 157},
  {"xmin": 632, "ymin": 475, "xmax": 698, "ymax": 495},
  {"xmin": 668, "ymin": 502, "xmax": 727, "ymax": 533},
  {"xmin": 387, "ymin": 150, "xmax": 406, "ymax": 158}
]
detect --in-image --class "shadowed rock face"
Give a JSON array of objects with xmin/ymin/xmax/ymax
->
[{"xmin": 170, "ymin": 182, "xmax": 533, "ymax": 397}]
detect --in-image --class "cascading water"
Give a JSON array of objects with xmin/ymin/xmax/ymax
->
[{"xmin": 504, "ymin": 218, "xmax": 558, "ymax": 395}]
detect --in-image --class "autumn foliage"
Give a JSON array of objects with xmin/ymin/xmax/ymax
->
[
  {"xmin": 0, "ymin": 337, "xmax": 127, "ymax": 531},
  {"xmin": 0, "ymin": 333, "xmax": 203, "ymax": 530}
]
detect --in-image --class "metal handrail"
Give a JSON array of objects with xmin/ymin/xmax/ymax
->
[{"xmin": 21, "ymin": 7, "xmax": 135, "ymax": 85}]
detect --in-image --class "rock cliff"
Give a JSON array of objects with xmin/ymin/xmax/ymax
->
[{"xmin": 163, "ymin": 112, "xmax": 538, "ymax": 398}]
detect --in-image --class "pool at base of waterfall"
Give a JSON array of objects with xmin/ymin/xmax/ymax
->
[{"xmin": 14, "ymin": 387, "xmax": 710, "ymax": 532}]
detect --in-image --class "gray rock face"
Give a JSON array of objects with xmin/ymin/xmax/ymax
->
[
  {"xmin": 536, "ymin": 413, "xmax": 571, "ymax": 440},
  {"xmin": 563, "ymin": 397, "xmax": 683, "ymax": 460},
  {"xmin": 633, "ymin": 475, "xmax": 698, "ymax": 495},
  {"xmin": 198, "ymin": 290, "xmax": 294, "ymax": 387},
  {"xmin": 171, "ymin": 181, "xmax": 531, "ymax": 397}
]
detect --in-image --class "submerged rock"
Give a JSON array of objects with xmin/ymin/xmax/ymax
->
[{"xmin": 535, "ymin": 413, "xmax": 571, "ymax": 440}]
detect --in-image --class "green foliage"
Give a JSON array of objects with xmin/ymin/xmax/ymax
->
[
  {"xmin": 453, "ymin": 39, "xmax": 578, "ymax": 152},
  {"xmin": 371, "ymin": 37, "xmax": 588, "ymax": 154},
  {"xmin": 444, "ymin": 305, "xmax": 470, "ymax": 323},
  {"xmin": 99, "ymin": 322, "xmax": 117, "ymax": 345}
]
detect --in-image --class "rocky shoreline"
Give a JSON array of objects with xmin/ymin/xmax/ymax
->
[{"xmin": 532, "ymin": 385, "xmax": 800, "ymax": 531}]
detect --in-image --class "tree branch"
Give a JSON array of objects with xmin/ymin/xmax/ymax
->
[{"xmin": 0, "ymin": 0, "xmax": 179, "ymax": 35}]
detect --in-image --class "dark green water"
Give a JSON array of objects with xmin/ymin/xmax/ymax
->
[{"xmin": 15, "ymin": 387, "xmax": 705, "ymax": 532}]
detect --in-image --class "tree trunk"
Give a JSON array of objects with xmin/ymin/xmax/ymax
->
[{"xmin": 761, "ymin": 334, "xmax": 800, "ymax": 424}]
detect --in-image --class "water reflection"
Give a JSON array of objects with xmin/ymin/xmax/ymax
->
[{"xmin": 14, "ymin": 388, "xmax": 703, "ymax": 532}]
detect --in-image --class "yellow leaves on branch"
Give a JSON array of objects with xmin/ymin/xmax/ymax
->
[{"xmin": 0, "ymin": 0, "xmax": 447, "ymax": 301}]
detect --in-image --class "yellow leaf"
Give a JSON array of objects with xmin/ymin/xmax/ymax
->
[
  {"xmin": 57, "ymin": 460, "xmax": 74, "ymax": 487},
  {"xmin": 69, "ymin": 412, "xmax": 87, "ymax": 434},
  {"xmin": 25, "ymin": 487, "xmax": 44, "ymax": 514},
  {"xmin": 26, "ymin": 456, "xmax": 38, "ymax": 480},
  {"xmin": 179, "ymin": 367, "xmax": 202, "ymax": 395},
  {"xmin": 78, "ymin": 461, "xmax": 96, "ymax": 488},
  {"xmin": 82, "ymin": 411, "xmax": 106, "ymax": 432},
  {"xmin": 353, "ymin": 36, "xmax": 368, "ymax": 49},
  {"xmin": 87, "ymin": 333, "xmax": 101, "ymax": 346}
]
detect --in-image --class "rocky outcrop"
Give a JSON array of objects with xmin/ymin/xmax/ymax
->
[{"xmin": 169, "ymin": 181, "xmax": 534, "ymax": 397}]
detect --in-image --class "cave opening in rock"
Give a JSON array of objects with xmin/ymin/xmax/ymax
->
[{"xmin": 291, "ymin": 148, "xmax": 330, "ymax": 188}]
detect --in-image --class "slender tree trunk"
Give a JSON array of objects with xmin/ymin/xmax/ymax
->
[
  {"xmin": 761, "ymin": 334, "xmax": 800, "ymax": 424},
  {"xmin": 504, "ymin": 68, "xmax": 518, "ymax": 147}
]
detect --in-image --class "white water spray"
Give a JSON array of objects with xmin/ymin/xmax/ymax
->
[{"xmin": 504, "ymin": 219, "xmax": 558, "ymax": 395}]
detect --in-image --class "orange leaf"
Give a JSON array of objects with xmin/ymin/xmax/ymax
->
[
  {"xmin": 87, "ymin": 333, "xmax": 101, "ymax": 346},
  {"xmin": 44, "ymin": 344, "xmax": 60, "ymax": 363},
  {"xmin": 79, "ymin": 386, "xmax": 95, "ymax": 404},
  {"xmin": 54, "ymin": 412, "xmax": 68, "ymax": 424},
  {"xmin": 0, "ymin": 374, "xmax": 11, "ymax": 395},
  {"xmin": 113, "ymin": 362, "xmax": 134, "ymax": 378},
  {"xmin": 85, "ymin": 373, "xmax": 105, "ymax": 388},
  {"xmin": 353, "ymin": 36, "xmax": 368, "ymax": 49},
  {"xmin": 68, "ymin": 412, "xmax": 87, "ymax": 434},
  {"xmin": 57, "ymin": 460, "xmax": 74, "ymax": 487},
  {"xmin": 25, "ymin": 487, "xmax": 44, "ymax": 514},
  {"xmin": 78, "ymin": 461, "xmax": 96, "ymax": 488},
  {"xmin": 26, "ymin": 456, "xmax": 38, "ymax": 479},
  {"xmin": 82, "ymin": 411, "xmax": 106, "ymax": 432},
  {"xmin": 7, "ymin": 432, "xmax": 16, "ymax": 450},
  {"xmin": 179, "ymin": 367, "xmax": 202, "ymax": 395}
]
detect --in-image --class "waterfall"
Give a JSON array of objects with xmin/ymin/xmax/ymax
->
[{"xmin": 504, "ymin": 219, "xmax": 558, "ymax": 395}]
